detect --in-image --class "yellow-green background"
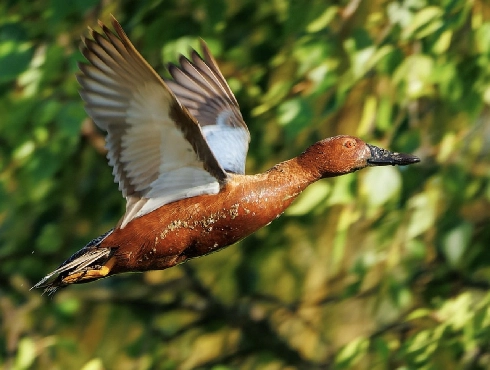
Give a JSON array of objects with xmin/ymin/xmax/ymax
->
[{"xmin": 2, "ymin": 0, "xmax": 490, "ymax": 369}]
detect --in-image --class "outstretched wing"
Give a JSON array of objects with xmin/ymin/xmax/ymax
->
[
  {"xmin": 166, "ymin": 40, "xmax": 250, "ymax": 174},
  {"xmin": 78, "ymin": 17, "xmax": 228, "ymax": 228}
]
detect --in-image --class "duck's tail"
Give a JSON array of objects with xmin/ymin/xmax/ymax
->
[{"xmin": 32, "ymin": 229, "xmax": 117, "ymax": 295}]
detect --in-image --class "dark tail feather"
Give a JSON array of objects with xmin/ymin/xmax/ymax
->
[{"xmin": 32, "ymin": 229, "xmax": 115, "ymax": 295}]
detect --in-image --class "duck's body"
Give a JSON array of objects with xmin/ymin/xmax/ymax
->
[
  {"xmin": 87, "ymin": 167, "xmax": 308, "ymax": 277},
  {"xmin": 33, "ymin": 18, "xmax": 419, "ymax": 294}
]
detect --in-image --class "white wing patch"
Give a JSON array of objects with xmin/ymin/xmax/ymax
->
[
  {"xmin": 202, "ymin": 110, "xmax": 249, "ymax": 174},
  {"xmin": 166, "ymin": 41, "xmax": 251, "ymax": 174}
]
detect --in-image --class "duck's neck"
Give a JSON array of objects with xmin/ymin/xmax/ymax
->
[
  {"xmin": 256, "ymin": 146, "xmax": 328, "ymax": 208},
  {"xmin": 267, "ymin": 140, "xmax": 341, "ymax": 186},
  {"xmin": 231, "ymin": 141, "xmax": 348, "ymax": 222},
  {"xmin": 266, "ymin": 157, "xmax": 321, "ymax": 193},
  {"xmin": 295, "ymin": 139, "xmax": 348, "ymax": 179}
]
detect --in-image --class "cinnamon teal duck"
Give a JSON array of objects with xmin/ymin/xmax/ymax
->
[{"xmin": 33, "ymin": 17, "xmax": 419, "ymax": 294}]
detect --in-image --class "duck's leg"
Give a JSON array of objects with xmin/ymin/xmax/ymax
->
[{"xmin": 61, "ymin": 256, "xmax": 116, "ymax": 284}]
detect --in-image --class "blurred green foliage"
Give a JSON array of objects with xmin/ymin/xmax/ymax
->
[{"xmin": 1, "ymin": 0, "xmax": 490, "ymax": 369}]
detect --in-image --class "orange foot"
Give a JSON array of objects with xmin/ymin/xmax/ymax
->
[{"xmin": 61, "ymin": 257, "xmax": 116, "ymax": 284}]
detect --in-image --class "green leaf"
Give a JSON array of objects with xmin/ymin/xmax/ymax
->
[
  {"xmin": 361, "ymin": 166, "xmax": 402, "ymax": 207},
  {"xmin": 277, "ymin": 98, "xmax": 313, "ymax": 140},
  {"xmin": 475, "ymin": 23, "xmax": 490, "ymax": 54},
  {"xmin": 335, "ymin": 337, "xmax": 369, "ymax": 367},
  {"xmin": 14, "ymin": 337, "xmax": 36, "ymax": 370},
  {"xmin": 402, "ymin": 7, "xmax": 443, "ymax": 40},
  {"xmin": 0, "ymin": 36, "xmax": 33, "ymax": 82},
  {"xmin": 286, "ymin": 181, "xmax": 330, "ymax": 215},
  {"xmin": 406, "ymin": 184, "xmax": 439, "ymax": 239},
  {"xmin": 80, "ymin": 358, "xmax": 104, "ymax": 370},
  {"xmin": 306, "ymin": 6, "xmax": 338, "ymax": 33},
  {"xmin": 441, "ymin": 222, "xmax": 473, "ymax": 268},
  {"xmin": 394, "ymin": 54, "xmax": 435, "ymax": 98}
]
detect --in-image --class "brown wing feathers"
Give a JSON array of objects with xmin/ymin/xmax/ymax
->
[{"xmin": 77, "ymin": 17, "xmax": 228, "ymax": 192}]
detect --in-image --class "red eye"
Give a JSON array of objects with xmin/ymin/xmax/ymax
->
[{"xmin": 344, "ymin": 140, "xmax": 356, "ymax": 148}]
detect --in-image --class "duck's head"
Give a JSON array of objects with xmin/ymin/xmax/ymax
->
[{"xmin": 301, "ymin": 135, "xmax": 420, "ymax": 178}]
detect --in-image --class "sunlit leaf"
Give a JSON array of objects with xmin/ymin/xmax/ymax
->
[
  {"xmin": 286, "ymin": 181, "xmax": 330, "ymax": 215},
  {"xmin": 13, "ymin": 140, "xmax": 35, "ymax": 161},
  {"xmin": 441, "ymin": 222, "xmax": 473, "ymax": 268},
  {"xmin": 432, "ymin": 30, "xmax": 452, "ymax": 54},
  {"xmin": 357, "ymin": 95, "xmax": 377, "ymax": 136},
  {"xmin": 0, "ymin": 23, "xmax": 33, "ymax": 83},
  {"xmin": 360, "ymin": 166, "xmax": 402, "ymax": 207},
  {"xmin": 80, "ymin": 358, "xmax": 104, "ymax": 370},
  {"xmin": 277, "ymin": 97, "xmax": 313, "ymax": 139},
  {"xmin": 475, "ymin": 23, "xmax": 490, "ymax": 54},
  {"xmin": 335, "ymin": 337, "xmax": 369, "ymax": 367},
  {"xmin": 402, "ymin": 7, "xmax": 443, "ymax": 40},
  {"xmin": 14, "ymin": 337, "xmax": 36, "ymax": 370},
  {"xmin": 326, "ymin": 175, "xmax": 356, "ymax": 206},
  {"xmin": 437, "ymin": 292, "xmax": 473, "ymax": 330},
  {"xmin": 407, "ymin": 308, "xmax": 432, "ymax": 321},
  {"xmin": 393, "ymin": 54, "xmax": 435, "ymax": 98},
  {"xmin": 406, "ymin": 182, "xmax": 439, "ymax": 239},
  {"xmin": 306, "ymin": 6, "xmax": 338, "ymax": 33}
]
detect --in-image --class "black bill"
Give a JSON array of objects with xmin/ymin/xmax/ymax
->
[{"xmin": 367, "ymin": 144, "xmax": 420, "ymax": 166}]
